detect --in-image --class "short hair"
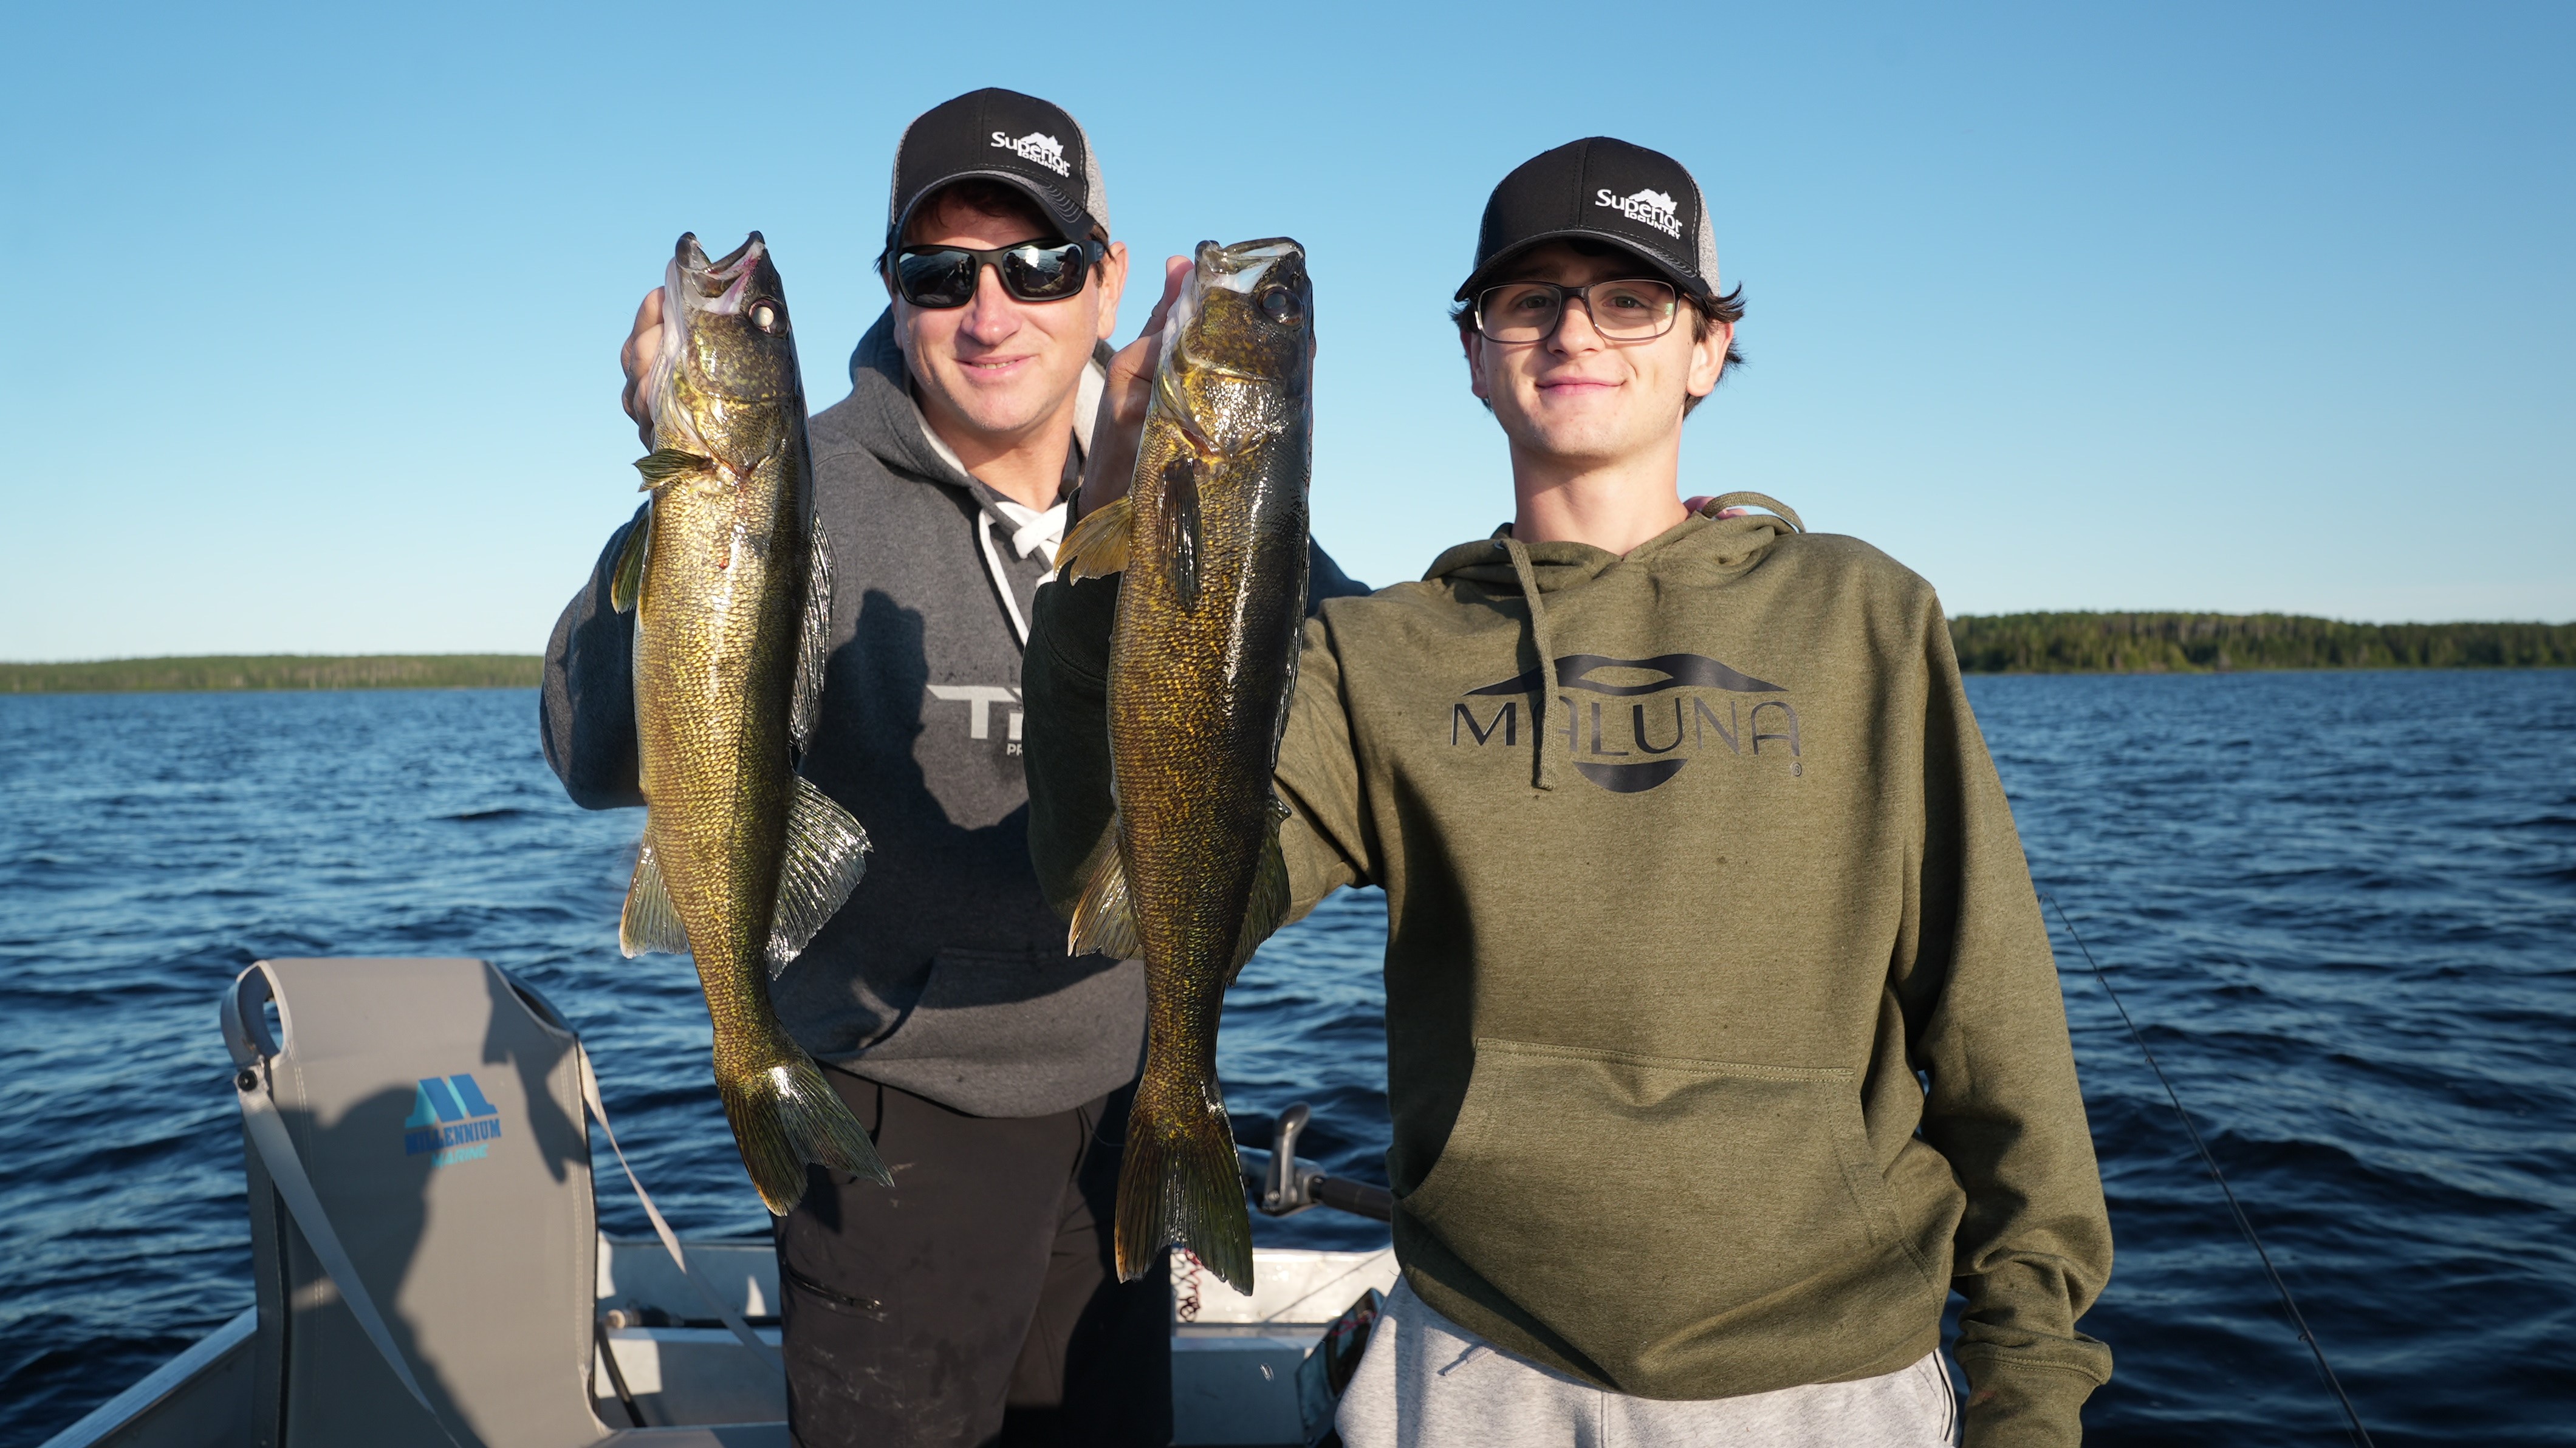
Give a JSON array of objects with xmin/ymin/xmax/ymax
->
[
  {"xmin": 1450, "ymin": 239, "xmax": 1745, "ymax": 414},
  {"xmin": 907, "ymin": 179, "xmax": 1057, "ymax": 245},
  {"xmin": 878, "ymin": 180, "xmax": 1096, "ymax": 282}
]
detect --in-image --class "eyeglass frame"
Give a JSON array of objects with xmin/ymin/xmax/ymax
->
[
  {"xmin": 1470, "ymin": 276, "xmax": 1686, "ymax": 344},
  {"xmin": 885, "ymin": 237, "xmax": 1108, "ymax": 309}
]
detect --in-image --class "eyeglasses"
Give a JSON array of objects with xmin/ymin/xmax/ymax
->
[
  {"xmin": 1472, "ymin": 278, "xmax": 1681, "ymax": 343},
  {"xmin": 890, "ymin": 239, "xmax": 1105, "ymax": 308}
]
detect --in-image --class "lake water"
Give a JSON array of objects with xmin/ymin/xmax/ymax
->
[{"xmin": 2, "ymin": 672, "xmax": 2569, "ymax": 1446}]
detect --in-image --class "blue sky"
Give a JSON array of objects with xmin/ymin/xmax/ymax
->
[{"xmin": 2, "ymin": 1, "xmax": 2567, "ymax": 660}]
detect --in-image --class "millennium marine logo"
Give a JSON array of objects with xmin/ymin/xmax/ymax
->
[
  {"xmin": 403, "ymin": 1073, "xmax": 504, "ymax": 1167},
  {"xmin": 1452, "ymin": 653, "xmax": 1801, "ymax": 793}
]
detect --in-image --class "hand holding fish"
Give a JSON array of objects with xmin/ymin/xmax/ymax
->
[
  {"xmin": 1076, "ymin": 254, "xmax": 1193, "ymax": 521},
  {"xmin": 619, "ymin": 286, "xmax": 666, "ymax": 450}
]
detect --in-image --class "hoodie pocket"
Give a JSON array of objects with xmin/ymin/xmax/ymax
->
[{"xmin": 1400, "ymin": 1037, "xmax": 1932, "ymax": 1383}]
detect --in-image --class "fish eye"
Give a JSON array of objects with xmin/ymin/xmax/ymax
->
[
  {"xmin": 1258, "ymin": 287, "xmax": 1301, "ymax": 326},
  {"xmin": 750, "ymin": 301, "xmax": 789, "ymax": 335}
]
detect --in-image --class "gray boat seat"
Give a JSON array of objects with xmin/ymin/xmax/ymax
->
[{"xmin": 223, "ymin": 958, "xmax": 776, "ymax": 1448}]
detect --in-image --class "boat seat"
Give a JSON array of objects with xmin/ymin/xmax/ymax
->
[{"xmin": 224, "ymin": 957, "xmax": 777, "ymax": 1448}]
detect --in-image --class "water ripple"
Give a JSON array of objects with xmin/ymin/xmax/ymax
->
[{"xmin": 1, "ymin": 673, "xmax": 2569, "ymax": 1445}]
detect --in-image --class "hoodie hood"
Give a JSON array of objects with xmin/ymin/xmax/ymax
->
[
  {"xmin": 1426, "ymin": 491, "xmax": 1804, "ymax": 592},
  {"xmin": 841, "ymin": 307, "xmax": 1109, "ymax": 644}
]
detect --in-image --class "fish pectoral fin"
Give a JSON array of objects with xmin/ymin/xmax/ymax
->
[
  {"xmin": 1054, "ymin": 497, "xmax": 1133, "ymax": 581},
  {"xmin": 620, "ymin": 841, "xmax": 690, "ymax": 957},
  {"xmin": 1066, "ymin": 824, "xmax": 1143, "ymax": 960},
  {"xmin": 609, "ymin": 502, "xmax": 652, "ymax": 615},
  {"xmin": 633, "ymin": 448, "xmax": 716, "ymax": 488},
  {"xmin": 791, "ymin": 514, "xmax": 832, "ymax": 752},
  {"xmin": 1160, "ymin": 455, "xmax": 1202, "ymax": 612},
  {"xmin": 1227, "ymin": 814, "xmax": 1292, "ymax": 985},
  {"xmin": 767, "ymin": 774, "xmax": 871, "ymax": 977}
]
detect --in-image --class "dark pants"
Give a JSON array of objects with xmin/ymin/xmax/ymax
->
[{"xmin": 775, "ymin": 1069, "xmax": 1172, "ymax": 1448}]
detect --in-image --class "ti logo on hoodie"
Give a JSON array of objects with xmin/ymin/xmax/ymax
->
[{"xmin": 1451, "ymin": 653, "xmax": 1801, "ymax": 792}]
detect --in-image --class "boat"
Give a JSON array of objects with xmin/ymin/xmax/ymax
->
[
  {"xmin": 43, "ymin": 1226, "xmax": 1395, "ymax": 1448},
  {"xmin": 39, "ymin": 958, "xmax": 1395, "ymax": 1448}
]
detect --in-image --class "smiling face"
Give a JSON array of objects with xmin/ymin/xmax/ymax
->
[
  {"xmin": 889, "ymin": 188, "xmax": 1126, "ymax": 448},
  {"xmin": 1463, "ymin": 241, "xmax": 1731, "ymax": 472}
]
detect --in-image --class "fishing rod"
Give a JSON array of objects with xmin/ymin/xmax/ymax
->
[{"xmin": 2043, "ymin": 893, "xmax": 2376, "ymax": 1448}]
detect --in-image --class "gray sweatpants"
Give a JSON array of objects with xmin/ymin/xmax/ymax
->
[{"xmin": 1335, "ymin": 1281, "xmax": 1961, "ymax": 1448}]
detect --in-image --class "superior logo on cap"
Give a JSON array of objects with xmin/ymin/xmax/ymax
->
[
  {"xmin": 992, "ymin": 130, "xmax": 1072, "ymax": 177},
  {"xmin": 1596, "ymin": 187, "xmax": 1683, "ymax": 239}
]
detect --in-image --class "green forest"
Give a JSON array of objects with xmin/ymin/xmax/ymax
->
[
  {"xmin": 1949, "ymin": 613, "xmax": 2576, "ymax": 674},
  {"xmin": 4, "ymin": 620, "xmax": 2572, "ymax": 692},
  {"xmin": 0, "ymin": 655, "xmax": 543, "ymax": 693}
]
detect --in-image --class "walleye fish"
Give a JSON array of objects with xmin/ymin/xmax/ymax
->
[
  {"xmin": 1054, "ymin": 237, "xmax": 1315, "ymax": 1293},
  {"xmin": 610, "ymin": 231, "xmax": 888, "ymax": 1214}
]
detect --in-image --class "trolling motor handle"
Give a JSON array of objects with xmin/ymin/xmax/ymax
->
[{"xmin": 1262, "ymin": 1102, "xmax": 1315, "ymax": 1215}]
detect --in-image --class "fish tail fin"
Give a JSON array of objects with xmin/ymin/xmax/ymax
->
[
  {"xmin": 1054, "ymin": 496, "xmax": 1134, "ymax": 581},
  {"xmin": 719, "ymin": 1051, "xmax": 892, "ymax": 1217},
  {"xmin": 1115, "ymin": 1067, "xmax": 1253, "ymax": 1293}
]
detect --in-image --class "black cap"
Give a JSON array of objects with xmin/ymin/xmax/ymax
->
[
  {"xmin": 1456, "ymin": 137, "xmax": 1719, "ymax": 302},
  {"xmin": 885, "ymin": 88, "xmax": 1110, "ymax": 252}
]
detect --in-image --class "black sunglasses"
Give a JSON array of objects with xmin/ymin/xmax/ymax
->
[{"xmin": 889, "ymin": 239, "xmax": 1105, "ymax": 308}]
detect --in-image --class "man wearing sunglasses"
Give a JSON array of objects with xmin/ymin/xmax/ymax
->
[
  {"xmin": 541, "ymin": 87, "xmax": 1364, "ymax": 1447},
  {"xmin": 1028, "ymin": 138, "xmax": 2112, "ymax": 1446}
]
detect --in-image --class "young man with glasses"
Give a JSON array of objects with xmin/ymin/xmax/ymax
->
[
  {"xmin": 1026, "ymin": 137, "xmax": 2113, "ymax": 1446},
  {"xmin": 541, "ymin": 88, "xmax": 1362, "ymax": 1447}
]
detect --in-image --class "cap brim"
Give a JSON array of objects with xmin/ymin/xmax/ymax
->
[
  {"xmin": 1454, "ymin": 227, "xmax": 1713, "ymax": 303},
  {"xmin": 889, "ymin": 169, "xmax": 1098, "ymax": 253}
]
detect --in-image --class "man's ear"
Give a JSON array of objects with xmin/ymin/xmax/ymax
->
[
  {"xmin": 1092, "ymin": 241, "xmax": 1131, "ymax": 344},
  {"xmin": 1462, "ymin": 328, "xmax": 1490, "ymax": 403},
  {"xmin": 1685, "ymin": 318, "xmax": 1732, "ymax": 399}
]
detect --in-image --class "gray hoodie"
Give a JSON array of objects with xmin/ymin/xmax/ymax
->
[{"xmin": 542, "ymin": 310, "xmax": 1366, "ymax": 1117}]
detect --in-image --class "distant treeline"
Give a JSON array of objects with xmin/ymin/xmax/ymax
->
[
  {"xmin": 1950, "ymin": 613, "xmax": 2576, "ymax": 674},
  {"xmin": 0, "ymin": 655, "xmax": 543, "ymax": 694}
]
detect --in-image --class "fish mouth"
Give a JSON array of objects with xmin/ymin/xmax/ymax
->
[
  {"xmin": 671, "ymin": 231, "xmax": 769, "ymax": 316},
  {"xmin": 1195, "ymin": 236, "xmax": 1303, "ymax": 293}
]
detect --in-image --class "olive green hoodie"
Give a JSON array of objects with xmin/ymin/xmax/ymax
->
[{"xmin": 1023, "ymin": 496, "xmax": 2112, "ymax": 1447}]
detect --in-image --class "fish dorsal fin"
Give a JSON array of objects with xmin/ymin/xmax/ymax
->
[
  {"xmin": 620, "ymin": 841, "xmax": 690, "ymax": 957},
  {"xmin": 1067, "ymin": 824, "xmax": 1142, "ymax": 961},
  {"xmin": 791, "ymin": 514, "xmax": 832, "ymax": 753},
  {"xmin": 1055, "ymin": 496, "xmax": 1133, "ymax": 582},
  {"xmin": 1161, "ymin": 455, "xmax": 1202, "ymax": 612},
  {"xmin": 634, "ymin": 448, "xmax": 715, "ymax": 488},
  {"xmin": 767, "ymin": 774, "xmax": 871, "ymax": 977},
  {"xmin": 1227, "ymin": 811, "xmax": 1291, "ymax": 985},
  {"xmin": 610, "ymin": 502, "xmax": 652, "ymax": 615}
]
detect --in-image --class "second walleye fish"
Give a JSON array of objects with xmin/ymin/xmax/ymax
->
[{"xmin": 1055, "ymin": 237, "xmax": 1315, "ymax": 1293}]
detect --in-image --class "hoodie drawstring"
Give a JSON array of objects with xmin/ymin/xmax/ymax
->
[
  {"xmin": 1499, "ymin": 536, "xmax": 1560, "ymax": 791},
  {"xmin": 978, "ymin": 497, "xmax": 1067, "ymax": 649}
]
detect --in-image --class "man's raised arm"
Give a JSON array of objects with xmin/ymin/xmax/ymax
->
[
  {"xmin": 538, "ymin": 286, "xmax": 671, "ymax": 810},
  {"xmin": 538, "ymin": 507, "xmax": 644, "ymax": 809}
]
